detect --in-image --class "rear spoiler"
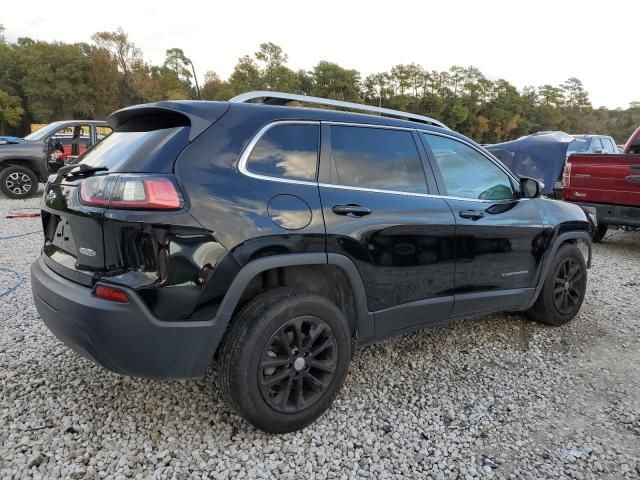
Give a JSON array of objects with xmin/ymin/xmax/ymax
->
[{"xmin": 108, "ymin": 101, "xmax": 230, "ymax": 141}]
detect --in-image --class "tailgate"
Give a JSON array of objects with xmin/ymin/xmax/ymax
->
[
  {"xmin": 565, "ymin": 154, "xmax": 640, "ymax": 207},
  {"xmin": 41, "ymin": 176, "xmax": 107, "ymax": 284}
]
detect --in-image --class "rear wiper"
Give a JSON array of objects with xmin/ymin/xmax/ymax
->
[{"xmin": 58, "ymin": 164, "xmax": 108, "ymax": 178}]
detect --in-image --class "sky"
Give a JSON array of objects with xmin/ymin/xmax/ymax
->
[{"xmin": 3, "ymin": 0, "xmax": 637, "ymax": 109}]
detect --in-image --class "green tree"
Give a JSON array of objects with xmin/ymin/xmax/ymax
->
[
  {"xmin": 254, "ymin": 42, "xmax": 298, "ymax": 92},
  {"xmin": 538, "ymin": 85, "xmax": 564, "ymax": 108},
  {"xmin": 228, "ymin": 55, "xmax": 263, "ymax": 94},
  {"xmin": 92, "ymin": 29, "xmax": 143, "ymax": 102},
  {"xmin": 0, "ymin": 89, "xmax": 23, "ymax": 134},
  {"xmin": 12, "ymin": 39, "xmax": 92, "ymax": 122},
  {"xmin": 88, "ymin": 46, "xmax": 122, "ymax": 118},
  {"xmin": 164, "ymin": 48, "xmax": 192, "ymax": 82},
  {"xmin": 310, "ymin": 61, "xmax": 361, "ymax": 101},
  {"xmin": 363, "ymin": 73, "xmax": 391, "ymax": 106},
  {"xmin": 201, "ymin": 71, "xmax": 225, "ymax": 100},
  {"xmin": 562, "ymin": 77, "xmax": 591, "ymax": 111}
]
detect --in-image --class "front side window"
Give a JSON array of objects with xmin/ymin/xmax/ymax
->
[
  {"xmin": 246, "ymin": 123, "xmax": 319, "ymax": 181},
  {"xmin": 423, "ymin": 134, "xmax": 514, "ymax": 201},
  {"xmin": 330, "ymin": 125, "xmax": 428, "ymax": 194}
]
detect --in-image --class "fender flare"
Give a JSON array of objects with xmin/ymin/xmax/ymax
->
[
  {"xmin": 524, "ymin": 231, "xmax": 592, "ymax": 309},
  {"xmin": 214, "ymin": 252, "xmax": 371, "ymax": 337}
]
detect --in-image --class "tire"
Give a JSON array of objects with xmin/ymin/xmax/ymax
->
[
  {"xmin": 0, "ymin": 165, "xmax": 38, "ymax": 199},
  {"xmin": 526, "ymin": 243, "xmax": 587, "ymax": 326},
  {"xmin": 592, "ymin": 224, "xmax": 608, "ymax": 243},
  {"xmin": 217, "ymin": 287, "xmax": 352, "ymax": 433}
]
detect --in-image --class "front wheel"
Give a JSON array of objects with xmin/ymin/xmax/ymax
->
[
  {"xmin": 217, "ymin": 288, "xmax": 352, "ymax": 433},
  {"xmin": 525, "ymin": 243, "xmax": 587, "ymax": 326},
  {"xmin": 0, "ymin": 165, "xmax": 38, "ymax": 199},
  {"xmin": 592, "ymin": 224, "xmax": 608, "ymax": 243}
]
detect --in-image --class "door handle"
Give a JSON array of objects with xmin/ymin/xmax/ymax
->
[
  {"xmin": 458, "ymin": 209, "xmax": 485, "ymax": 220},
  {"xmin": 625, "ymin": 175, "xmax": 640, "ymax": 182},
  {"xmin": 332, "ymin": 204, "xmax": 372, "ymax": 217}
]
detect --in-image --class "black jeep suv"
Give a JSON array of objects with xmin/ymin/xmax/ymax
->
[{"xmin": 31, "ymin": 92, "xmax": 593, "ymax": 433}]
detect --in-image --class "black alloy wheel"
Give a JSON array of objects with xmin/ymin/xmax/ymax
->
[
  {"xmin": 552, "ymin": 257, "xmax": 583, "ymax": 315},
  {"xmin": 258, "ymin": 316, "xmax": 338, "ymax": 414},
  {"xmin": 525, "ymin": 243, "xmax": 587, "ymax": 326},
  {"xmin": 218, "ymin": 288, "xmax": 352, "ymax": 433}
]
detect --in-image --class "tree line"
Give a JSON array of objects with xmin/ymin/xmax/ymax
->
[{"xmin": 1, "ymin": 25, "xmax": 639, "ymax": 144}]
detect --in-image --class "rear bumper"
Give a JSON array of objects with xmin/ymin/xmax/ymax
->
[
  {"xmin": 568, "ymin": 201, "xmax": 640, "ymax": 228},
  {"xmin": 30, "ymin": 256, "xmax": 228, "ymax": 379}
]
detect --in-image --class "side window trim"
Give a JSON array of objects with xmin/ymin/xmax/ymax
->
[
  {"xmin": 420, "ymin": 132, "xmax": 518, "ymax": 202},
  {"xmin": 238, "ymin": 120, "xmax": 321, "ymax": 186},
  {"xmin": 238, "ymin": 119, "xmax": 519, "ymax": 202}
]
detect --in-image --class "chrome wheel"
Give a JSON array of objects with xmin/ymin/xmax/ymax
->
[{"xmin": 5, "ymin": 171, "xmax": 33, "ymax": 196}]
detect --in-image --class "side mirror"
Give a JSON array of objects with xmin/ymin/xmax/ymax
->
[
  {"xmin": 520, "ymin": 177, "xmax": 543, "ymax": 198},
  {"xmin": 593, "ymin": 148, "xmax": 605, "ymax": 154}
]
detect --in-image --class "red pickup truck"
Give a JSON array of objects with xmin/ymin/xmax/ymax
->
[{"xmin": 563, "ymin": 127, "xmax": 640, "ymax": 241}]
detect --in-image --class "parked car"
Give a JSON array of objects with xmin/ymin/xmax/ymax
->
[
  {"xmin": 562, "ymin": 127, "xmax": 640, "ymax": 241},
  {"xmin": 487, "ymin": 131, "xmax": 574, "ymax": 197},
  {"xmin": 0, "ymin": 135, "xmax": 21, "ymax": 144},
  {"xmin": 567, "ymin": 134, "xmax": 619, "ymax": 155},
  {"xmin": 0, "ymin": 120, "xmax": 110, "ymax": 198},
  {"xmin": 31, "ymin": 92, "xmax": 593, "ymax": 433}
]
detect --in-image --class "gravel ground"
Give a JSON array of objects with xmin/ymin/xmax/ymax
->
[{"xmin": 1, "ymin": 190, "xmax": 639, "ymax": 480}]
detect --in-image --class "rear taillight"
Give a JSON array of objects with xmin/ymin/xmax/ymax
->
[
  {"xmin": 94, "ymin": 285, "xmax": 128, "ymax": 303},
  {"xmin": 562, "ymin": 161, "xmax": 572, "ymax": 188},
  {"xmin": 80, "ymin": 174, "xmax": 183, "ymax": 210}
]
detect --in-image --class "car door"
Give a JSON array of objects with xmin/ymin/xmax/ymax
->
[
  {"xmin": 318, "ymin": 123, "xmax": 456, "ymax": 337},
  {"xmin": 420, "ymin": 132, "xmax": 545, "ymax": 317}
]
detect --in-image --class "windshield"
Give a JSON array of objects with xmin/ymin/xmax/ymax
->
[
  {"xmin": 23, "ymin": 121, "xmax": 69, "ymax": 141},
  {"xmin": 567, "ymin": 139, "xmax": 589, "ymax": 154}
]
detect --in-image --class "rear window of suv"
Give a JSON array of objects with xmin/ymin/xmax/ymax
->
[
  {"xmin": 246, "ymin": 123, "xmax": 319, "ymax": 182},
  {"xmin": 329, "ymin": 125, "xmax": 428, "ymax": 194},
  {"xmin": 73, "ymin": 127, "xmax": 190, "ymax": 173}
]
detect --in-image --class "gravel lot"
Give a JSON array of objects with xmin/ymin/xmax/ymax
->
[{"xmin": 1, "ymin": 190, "xmax": 639, "ymax": 480}]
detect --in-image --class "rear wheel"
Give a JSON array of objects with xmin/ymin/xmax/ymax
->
[
  {"xmin": 526, "ymin": 243, "xmax": 587, "ymax": 326},
  {"xmin": 0, "ymin": 165, "xmax": 38, "ymax": 199},
  {"xmin": 592, "ymin": 224, "xmax": 608, "ymax": 243},
  {"xmin": 217, "ymin": 288, "xmax": 352, "ymax": 433}
]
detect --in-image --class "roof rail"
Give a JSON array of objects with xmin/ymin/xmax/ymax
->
[{"xmin": 229, "ymin": 91, "xmax": 448, "ymax": 129}]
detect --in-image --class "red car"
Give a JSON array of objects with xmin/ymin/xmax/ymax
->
[{"xmin": 562, "ymin": 127, "xmax": 640, "ymax": 241}]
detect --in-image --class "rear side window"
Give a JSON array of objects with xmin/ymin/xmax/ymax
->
[
  {"xmin": 329, "ymin": 126, "xmax": 427, "ymax": 194},
  {"xmin": 97, "ymin": 126, "xmax": 113, "ymax": 140},
  {"xmin": 423, "ymin": 134, "xmax": 514, "ymax": 201},
  {"xmin": 589, "ymin": 138, "xmax": 603, "ymax": 152},
  {"xmin": 246, "ymin": 124, "xmax": 319, "ymax": 181},
  {"xmin": 601, "ymin": 138, "xmax": 616, "ymax": 153}
]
